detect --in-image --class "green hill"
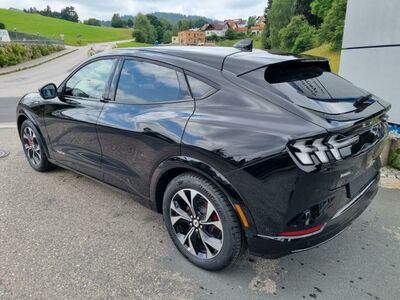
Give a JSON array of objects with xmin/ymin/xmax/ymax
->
[{"xmin": 0, "ymin": 8, "xmax": 132, "ymax": 46}]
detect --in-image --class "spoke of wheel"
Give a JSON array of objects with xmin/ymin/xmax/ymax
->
[
  {"xmin": 178, "ymin": 190, "xmax": 196, "ymax": 217},
  {"xmin": 201, "ymin": 199, "xmax": 217, "ymax": 222},
  {"xmin": 199, "ymin": 229, "xmax": 222, "ymax": 252},
  {"xmin": 187, "ymin": 231, "xmax": 197, "ymax": 256},
  {"xmin": 178, "ymin": 227, "xmax": 195, "ymax": 247},
  {"xmin": 198, "ymin": 229, "xmax": 213, "ymax": 258},
  {"xmin": 200, "ymin": 220, "xmax": 223, "ymax": 231},
  {"xmin": 170, "ymin": 205, "xmax": 192, "ymax": 225}
]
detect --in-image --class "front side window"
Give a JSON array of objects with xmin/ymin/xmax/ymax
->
[
  {"xmin": 115, "ymin": 60, "xmax": 191, "ymax": 104},
  {"xmin": 64, "ymin": 59, "xmax": 116, "ymax": 100}
]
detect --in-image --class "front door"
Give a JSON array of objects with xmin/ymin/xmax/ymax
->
[{"xmin": 43, "ymin": 58, "xmax": 117, "ymax": 179}]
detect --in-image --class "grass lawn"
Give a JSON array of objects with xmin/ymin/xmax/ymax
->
[
  {"xmin": 303, "ymin": 44, "xmax": 341, "ymax": 74},
  {"xmin": 116, "ymin": 41, "xmax": 152, "ymax": 48},
  {"xmin": 0, "ymin": 8, "xmax": 132, "ymax": 46}
]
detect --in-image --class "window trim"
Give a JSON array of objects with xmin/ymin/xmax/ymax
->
[
  {"xmin": 111, "ymin": 57, "xmax": 193, "ymax": 105},
  {"xmin": 58, "ymin": 56, "xmax": 118, "ymax": 102}
]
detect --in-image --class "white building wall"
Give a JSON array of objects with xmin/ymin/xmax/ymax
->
[{"xmin": 339, "ymin": 0, "xmax": 400, "ymax": 124}]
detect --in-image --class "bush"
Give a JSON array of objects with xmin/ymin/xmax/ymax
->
[
  {"xmin": 225, "ymin": 28, "xmax": 237, "ymax": 40},
  {"xmin": 133, "ymin": 30, "xmax": 146, "ymax": 43},
  {"xmin": 0, "ymin": 43, "xmax": 64, "ymax": 67},
  {"xmin": 0, "ymin": 22, "xmax": 5, "ymax": 29},
  {"xmin": 279, "ymin": 15, "xmax": 316, "ymax": 53}
]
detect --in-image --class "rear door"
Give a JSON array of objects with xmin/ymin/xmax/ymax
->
[
  {"xmin": 44, "ymin": 58, "xmax": 117, "ymax": 179},
  {"xmin": 96, "ymin": 58, "xmax": 195, "ymax": 198}
]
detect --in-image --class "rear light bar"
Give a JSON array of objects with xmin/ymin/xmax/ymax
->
[
  {"xmin": 289, "ymin": 134, "xmax": 359, "ymax": 166},
  {"xmin": 278, "ymin": 224, "xmax": 325, "ymax": 237}
]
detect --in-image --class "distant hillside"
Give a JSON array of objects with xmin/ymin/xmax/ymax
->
[
  {"xmin": 0, "ymin": 8, "xmax": 132, "ymax": 45},
  {"xmin": 152, "ymin": 12, "xmax": 216, "ymax": 23},
  {"xmin": 101, "ymin": 12, "xmax": 217, "ymax": 26}
]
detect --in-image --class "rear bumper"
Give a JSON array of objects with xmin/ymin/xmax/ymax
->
[{"xmin": 247, "ymin": 174, "xmax": 379, "ymax": 258}]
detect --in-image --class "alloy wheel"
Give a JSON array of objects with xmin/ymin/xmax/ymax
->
[
  {"xmin": 170, "ymin": 188, "xmax": 224, "ymax": 259},
  {"xmin": 23, "ymin": 126, "xmax": 41, "ymax": 166}
]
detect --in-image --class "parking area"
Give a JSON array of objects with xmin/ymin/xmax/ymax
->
[{"xmin": 0, "ymin": 127, "xmax": 399, "ymax": 299}]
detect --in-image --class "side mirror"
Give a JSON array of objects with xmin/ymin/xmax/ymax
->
[{"xmin": 39, "ymin": 83, "xmax": 58, "ymax": 99}]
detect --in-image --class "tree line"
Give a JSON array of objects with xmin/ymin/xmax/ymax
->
[
  {"xmin": 23, "ymin": 6, "xmax": 80, "ymax": 23},
  {"xmin": 261, "ymin": 0, "xmax": 347, "ymax": 53}
]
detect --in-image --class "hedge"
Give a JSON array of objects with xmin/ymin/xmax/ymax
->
[{"xmin": 0, "ymin": 43, "xmax": 64, "ymax": 67}]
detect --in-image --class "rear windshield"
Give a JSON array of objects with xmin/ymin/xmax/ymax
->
[{"xmin": 242, "ymin": 61, "xmax": 372, "ymax": 114}]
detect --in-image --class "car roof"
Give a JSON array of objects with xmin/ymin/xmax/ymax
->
[{"xmin": 105, "ymin": 46, "xmax": 328, "ymax": 75}]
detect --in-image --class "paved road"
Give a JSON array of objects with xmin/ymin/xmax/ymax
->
[
  {"xmin": 0, "ymin": 42, "xmax": 114, "ymax": 124},
  {"xmin": 0, "ymin": 128, "xmax": 399, "ymax": 299}
]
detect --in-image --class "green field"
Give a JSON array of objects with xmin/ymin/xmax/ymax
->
[
  {"xmin": 116, "ymin": 41, "xmax": 152, "ymax": 48},
  {"xmin": 303, "ymin": 44, "xmax": 341, "ymax": 74},
  {"xmin": 0, "ymin": 8, "xmax": 132, "ymax": 46}
]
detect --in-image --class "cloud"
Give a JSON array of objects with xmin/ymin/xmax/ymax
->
[{"xmin": 1, "ymin": 0, "xmax": 267, "ymax": 21}]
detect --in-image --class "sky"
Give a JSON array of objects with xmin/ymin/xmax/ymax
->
[{"xmin": 0, "ymin": 0, "xmax": 267, "ymax": 21}]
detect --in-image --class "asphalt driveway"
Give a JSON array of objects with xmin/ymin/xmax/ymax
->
[{"xmin": 0, "ymin": 127, "xmax": 399, "ymax": 299}]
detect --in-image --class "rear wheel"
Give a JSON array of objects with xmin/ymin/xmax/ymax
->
[
  {"xmin": 163, "ymin": 172, "xmax": 244, "ymax": 270},
  {"xmin": 20, "ymin": 120, "xmax": 54, "ymax": 172}
]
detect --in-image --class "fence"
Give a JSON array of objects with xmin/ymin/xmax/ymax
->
[{"xmin": 6, "ymin": 31, "xmax": 64, "ymax": 46}]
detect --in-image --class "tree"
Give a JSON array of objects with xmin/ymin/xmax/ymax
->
[
  {"xmin": 267, "ymin": 0, "xmax": 297, "ymax": 49},
  {"xmin": 225, "ymin": 28, "xmax": 237, "ymax": 40},
  {"xmin": 295, "ymin": 0, "xmax": 321, "ymax": 26},
  {"xmin": 162, "ymin": 30, "xmax": 172, "ymax": 43},
  {"xmin": 111, "ymin": 14, "xmax": 125, "ymax": 28},
  {"xmin": 127, "ymin": 19, "xmax": 134, "ymax": 28},
  {"xmin": 134, "ymin": 13, "xmax": 156, "ymax": 43},
  {"xmin": 60, "ymin": 6, "xmax": 79, "ymax": 23},
  {"xmin": 133, "ymin": 30, "xmax": 146, "ymax": 43},
  {"xmin": 279, "ymin": 15, "xmax": 316, "ymax": 53},
  {"xmin": 310, "ymin": 0, "xmax": 333, "ymax": 19},
  {"xmin": 317, "ymin": 0, "xmax": 347, "ymax": 50},
  {"xmin": 247, "ymin": 16, "xmax": 256, "ymax": 27},
  {"xmin": 42, "ymin": 5, "xmax": 52, "ymax": 17},
  {"xmin": 146, "ymin": 14, "xmax": 165, "ymax": 41},
  {"xmin": 0, "ymin": 22, "xmax": 5, "ymax": 29},
  {"xmin": 84, "ymin": 18, "xmax": 101, "ymax": 26}
]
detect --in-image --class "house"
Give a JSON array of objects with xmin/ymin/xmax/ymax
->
[
  {"xmin": 171, "ymin": 36, "xmax": 179, "ymax": 44},
  {"xmin": 202, "ymin": 23, "xmax": 228, "ymax": 37},
  {"xmin": 177, "ymin": 31, "xmax": 205, "ymax": 45}
]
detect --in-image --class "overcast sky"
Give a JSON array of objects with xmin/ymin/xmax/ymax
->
[{"xmin": 0, "ymin": 0, "xmax": 267, "ymax": 21}]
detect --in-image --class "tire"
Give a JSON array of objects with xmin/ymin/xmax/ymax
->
[
  {"xmin": 163, "ymin": 172, "xmax": 245, "ymax": 271},
  {"xmin": 20, "ymin": 119, "xmax": 55, "ymax": 172}
]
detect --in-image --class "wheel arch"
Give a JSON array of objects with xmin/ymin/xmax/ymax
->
[
  {"xmin": 17, "ymin": 111, "xmax": 50, "ymax": 158},
  {"xmin": 150, "ymin": 156, "xmax": 257, "ymax": 234}
]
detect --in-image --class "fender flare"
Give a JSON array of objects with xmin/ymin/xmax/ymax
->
[
  {"xmin": 149, "ymin": 156, "xmax": 257, "ymax": 234},
  {"xmin": 16, "ymin": 109, "xmax": 51, "ymax": 158}
]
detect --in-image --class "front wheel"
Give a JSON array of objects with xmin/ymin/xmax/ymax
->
[
  {"xmin": 20, "ymin": 120, "xmax": 55, "ymax": 172},
  {"xmin": 163, "ymin": 172, "xmax": 245, "ymax": 270}
]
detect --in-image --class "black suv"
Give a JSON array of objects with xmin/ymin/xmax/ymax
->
[{"xmin": 16, "ymin": 43, "xmax": 390, "ymax": 270}]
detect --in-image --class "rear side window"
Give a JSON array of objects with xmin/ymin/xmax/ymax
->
[
  {"xmin": 115, "ymin": 60, "xmax": 191, "ymax": 104},
  {"xmin": 187, "ymin": 75, "xmax": 216, "ymax": 99}
]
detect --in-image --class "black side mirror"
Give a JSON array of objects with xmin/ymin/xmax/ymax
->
[{"xmin": 39, "ymin": 83, "xmax": 58, "ymax": 99}]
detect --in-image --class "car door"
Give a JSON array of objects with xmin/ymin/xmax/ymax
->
[
  {"xmin": 96, "ymin": 58, "xmax": 195, "ymax": 199},
  {"xmin": 43, "ymin": 58, "xmax": 117, "ymax": 179}
]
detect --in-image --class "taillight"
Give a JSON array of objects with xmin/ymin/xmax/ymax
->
[{"xmin": 289, "ymin": 134, "xmax": 359, "ymax": 166}]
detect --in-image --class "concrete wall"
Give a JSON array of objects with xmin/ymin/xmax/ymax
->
[{"xmin": 339, "ymin": 0, "xmax": 400, "ymax": 124}]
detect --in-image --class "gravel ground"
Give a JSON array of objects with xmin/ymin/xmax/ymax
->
[{"xmin": 0, "ymin": 127, "xmax": 399, "ymax": 299}]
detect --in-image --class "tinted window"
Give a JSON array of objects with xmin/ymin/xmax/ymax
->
[
  {"xmin": 115, "ymin": 60, "xmax": 191, "ymax": 104},
  {"xmin": 187, "ymin": 75, "xmax": 216, "ymax": 98},
  {"xmin": 64, "ymin": 59, "xmax": 116, "ymax": 99},
  {"xmin": 244, "ymin": 61, "xmax": 373, "ymax": 114}
]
